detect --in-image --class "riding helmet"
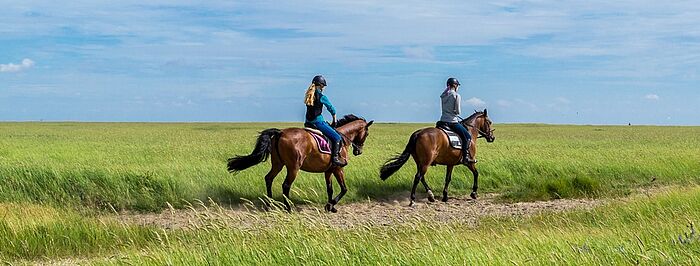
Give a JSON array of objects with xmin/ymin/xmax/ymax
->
[
  {"xmin": 446, "ymin": 77, "xmax": 460, "ymax": 87},
  {"xmin": 312, "ymin": 75, "xmax": 327, "ymax": 87}
]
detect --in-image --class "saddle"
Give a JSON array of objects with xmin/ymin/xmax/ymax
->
[
  {"xmin": 435, "ymin": 122, "xmax": 465, "ymax": 150},
  {"xmin": 304, "ymin": 128, "xmax": 332, "ymax": 154}
]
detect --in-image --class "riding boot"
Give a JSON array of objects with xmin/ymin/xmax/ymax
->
[
  {"xmin": 330, "ymin": 140, "xmax": 347, "ymax": 167},
  {"xmin": 462, "ymin": 142, "xmax": 477, "ymax": 164}
]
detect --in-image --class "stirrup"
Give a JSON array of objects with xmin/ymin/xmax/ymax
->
[
  {"xmin": 462, "ymin": 151, "xmax": 477, "ymax": 164},
  {"xmin": 330, "ymin": 140, "xmax": 347, "ymax": 167},
  {"xmin": 462, "ymin": 157, "xmax": 477, "ymax": 164},
  {"xmin": 331, "ymin": 156, "xmax": 347, "ymax": 167}
]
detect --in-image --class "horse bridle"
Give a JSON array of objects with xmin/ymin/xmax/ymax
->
[
  {"xmin": 338, "ymin": 132, "xmax": 362, "ymax": 151},
  {"xmin": 458, "ymin": 116, "xmax": 495, "ymax": 139},
  {"xmin": 465, "ymin": 124, "xmax": 495, "ymax": 139}
]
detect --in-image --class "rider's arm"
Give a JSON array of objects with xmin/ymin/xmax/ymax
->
[
  {"xmin": 454, "ymin": 94, "xmax": 461, "ymax": 116},
  {"xmin": 320, "ymin": 94, "xmax": 337, "ymax": 116}
]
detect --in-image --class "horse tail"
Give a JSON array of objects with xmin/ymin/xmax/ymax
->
[
  {"xmin": 380, "ymin": 131, "xmax": 419, "ymax": 180},
  {"xmin": 227, "ymin": 128, "xmax": 282, "ymax": 173}
]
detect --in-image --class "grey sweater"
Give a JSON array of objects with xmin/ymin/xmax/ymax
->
[{"xmin": 440, "ymin": 89, "xmax": 461, "ymax": 123}]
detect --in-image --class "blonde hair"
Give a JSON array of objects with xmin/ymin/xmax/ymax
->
[{"xmin": 304, "ymin": 84, "xmax": 323, "ymax": 106}]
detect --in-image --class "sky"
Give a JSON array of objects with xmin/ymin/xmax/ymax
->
[{"xmin": 1, "ymin": 1, "xmax": 699, "ymax": 125}]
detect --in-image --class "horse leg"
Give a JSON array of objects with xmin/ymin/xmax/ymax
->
[
  {"xmin": 264, "ymin": 160, "xmax": 283, "ymax": 199},
  {"xmin": 467, "ymin": 163, "xmax": 479, "ymax": 199},
  {"xmin": 327, "ymin": 168, "xmax": 347, "ymax": 213},
  {"xmin": 281, "ymin": 167, "xmax": 299, "ymax": 212},
  {"xmin": 442, "ymin": 165, "xmax": 454, "ymax": 202},
  {"xmin": 420, "ymin": 176, "xmax": 435, "ymax": 202},
  {"xmin": 410, "ymin": 165, "xmax": 428, "ymax": 207},
  {"xmin": 323, "ymin": 171, "xmax": 335, "ymax": 212}
]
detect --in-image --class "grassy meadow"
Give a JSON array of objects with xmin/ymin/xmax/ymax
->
[
  {"xmin": 1, "ymin": 122, "xmax": 699, "ymax": 210},
  {"xmin": 1, "ymin": 122, "xmax": 700, "ymax": 264},
  {"xmin": 2, "ymin": 186, "xmax": 700, "ymax": 264}
]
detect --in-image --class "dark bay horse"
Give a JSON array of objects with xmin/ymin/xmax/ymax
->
[
  {"xmin": 380, "ymin": 109, "xmax": 495, "ymax": 206},
  {"xmin": 227, "ymin": 115, "xmax": 374, "ymax": 212}
]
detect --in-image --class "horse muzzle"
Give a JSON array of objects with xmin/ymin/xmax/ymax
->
[{"xmin": 352, "ymin": 147, "xmax": 362, "ymax": 156}]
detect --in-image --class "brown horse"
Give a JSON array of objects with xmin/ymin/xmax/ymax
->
[
  {"xmin": 227, "ymin": 114, "xmax": 374, "ymax": 212},
  {"xmin": 380, "ymin": 109, "xmax": 495, "ymax": 206}
]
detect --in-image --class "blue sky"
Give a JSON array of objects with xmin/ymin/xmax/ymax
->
[{"xmin": 1, "ymin": 1, "xmax": 699, "ymax": 124}]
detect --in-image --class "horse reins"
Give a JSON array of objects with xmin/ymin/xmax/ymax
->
[
  {"xmin": 458, "ymin": 114, "xmax": 492, "ymax": 139},
  {"xmin": 338, "ymin": 132, "xmax": 361, "ymax": 150},
  {"xmin": 464, "ymin": 124, "xmax": 493, "ymax": 138}
]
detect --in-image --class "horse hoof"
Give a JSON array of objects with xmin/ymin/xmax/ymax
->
[
  {"xmin": 470, "ymin": 192, "xmax": 478, "ymax": 199},
  {"xmin": 409, "ymin": 201, "xmax": 416, "ymax": 207},
  {"xmin": 330, "ymin": 206, "xmax": 338, "ymax": 213},
  {"xmin": 427, "ymin": 191, "xmax": 436, "ymax": 202},
  {"xmin": 442, "ymin": 197, "xmax": 449, "ymax": 202},
  {"xmin": 324, "ymin": 203, "xmax": 333, "ymax": 212}
]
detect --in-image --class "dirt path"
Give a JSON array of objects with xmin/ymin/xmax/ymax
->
[{"xmin": 106, "ymin": 193, "xmax": 603, "ymax": 230}]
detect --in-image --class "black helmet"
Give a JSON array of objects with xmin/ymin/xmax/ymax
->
[
  {"xmin": 312, "ymin": 75, "xmax": 327, "ymax": 86},
  {"xmin": 446, "ymin": 77, "xmax": 460, "ymax": 87}
]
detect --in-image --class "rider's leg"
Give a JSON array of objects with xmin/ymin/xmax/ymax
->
[
  {"xmin": 314, "ymin": 121, "xmax": 346, "ymax": 167},
  {"xmin": 450, "ymin": 122, "xmax": 475, "ymax": 164}
]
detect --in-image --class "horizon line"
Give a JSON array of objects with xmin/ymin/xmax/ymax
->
[{"xmin": 1, "ymin": 120, "xmax": 697, "ymax": 127}]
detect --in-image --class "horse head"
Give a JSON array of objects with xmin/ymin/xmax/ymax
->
[
  {"xmin": 334, "ymin": 114, "xmax": 374, "ymax": 156},
  {"xmin": 461, "ymin": 109, "xmax": 495, "ymax": 143}
]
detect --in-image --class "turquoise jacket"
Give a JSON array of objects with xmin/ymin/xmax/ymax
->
[{"xmin": 306, "ymin": 89, "xmax": 336, "ymax": 123}]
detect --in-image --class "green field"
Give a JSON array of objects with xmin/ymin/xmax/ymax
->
[{"xmin": 1, "ymin": 122, "xmax": 700, "ymax": 264}]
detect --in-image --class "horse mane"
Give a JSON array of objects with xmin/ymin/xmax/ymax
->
[
  {"xmin": 465, "ymin": 111, "xmax": 484, "ymax": 123},
  {"xmin": 335, "ymin": 114, "xmax": 366, "ymax": 128}
]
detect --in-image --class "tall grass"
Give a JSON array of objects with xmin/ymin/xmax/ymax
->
[
  {"xmin": 119, "ymin": 185, "xmax": 700, "ymax": 265},
  {"xmin": 0, "ymin": 203, "xmax": 160, "ymax": 261},
  {"xmin": 4, "ymin": 187, "xmax": 699, "ymax": 265},
  {"xmin": 1, "ymin": 122, "xmax": 699, "ymax": 211}
]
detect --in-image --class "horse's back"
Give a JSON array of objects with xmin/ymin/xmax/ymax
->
[
  {"xmin": 276, "ymin": 127, "xmax": 333, "ymax": 172},
  {"xmin": 279, "ymin": 127, "xmax": 307, "ymax": 136},
  {"xmin": 413, "ymin": 127, "xmax": 460, "ymax": 166},
  {"xmin": 275, "ymin": 127, "xmax": 311, "ymax": 159}
]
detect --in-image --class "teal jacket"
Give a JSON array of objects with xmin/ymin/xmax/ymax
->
[{"xmin": 306, "ymin": 89, "xmax": 336, "ymax": 123}]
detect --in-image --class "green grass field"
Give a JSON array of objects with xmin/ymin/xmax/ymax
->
[
  {"xmin": 2, "ymin": 186, "xmax": 700, "ymax": 264},
  {"xmin": 1, "ymin": 122, "xmax": 699, "ymax": 210},
  {"xmin": 1, "ymin": 122, "xmax": 700, "ymax": 264}
]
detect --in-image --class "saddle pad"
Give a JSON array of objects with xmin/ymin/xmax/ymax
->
[
  {"xmin": 438, "ymin": 128, "xmax": 463, "ymax": 150},
  {"xmin": 305, "ymin": 128, "xmax": 332, "ymax": 154}
]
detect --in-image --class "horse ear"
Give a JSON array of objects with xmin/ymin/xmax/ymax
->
[
  {"xmin": 366, "ymin": 120, "xmax": 374, "ymax": 128},
  {"xmin": 483, "ymin": 109, "xmax": 488, "ymax": 116}
]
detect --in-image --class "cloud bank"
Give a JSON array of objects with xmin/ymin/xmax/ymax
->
[
  {"xmin": 645, "ymin": 94, "xmax": 660, "ymax": 100},
  {"xmin": 0, "ymin": 59, "xmax": 34, "ymax": 73}
]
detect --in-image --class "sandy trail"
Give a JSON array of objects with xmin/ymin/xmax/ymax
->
[{"xmin": 106, "ymin": 192, "xmax": 602, "ymax": 230}]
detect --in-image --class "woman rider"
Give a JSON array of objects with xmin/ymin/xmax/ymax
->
[
  {"xmin": 439, "ymin": 77, "xmax": 476, "ymax": 164},
  {"xmin": 304, "ymin": 75, "xmax": 346, "ymax": 167}
]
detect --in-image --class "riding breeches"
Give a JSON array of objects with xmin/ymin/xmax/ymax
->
[
  {"xmin": 305, "ymin": 120, "xmax": 342, "ymax": 143},
  {"xmin": 447, "ymin": 122, "xmax": 471, "ymax": 149}
]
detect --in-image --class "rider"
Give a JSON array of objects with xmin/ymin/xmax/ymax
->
[
  {"xmin": 439, "ymin": 77, "xmax": 476, "ymax": 164},
  {"xmin": 304, "ymin": 75, "xmax": 347, "ymax": 167}
]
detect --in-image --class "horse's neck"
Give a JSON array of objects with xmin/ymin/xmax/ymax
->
[
  {"xmin": 336, "ymin": 122, "xmax": 359, "ymax": 141},
  {"xmin": 467, "ymin": 118, "xmax": 480, "ymax": 139}
]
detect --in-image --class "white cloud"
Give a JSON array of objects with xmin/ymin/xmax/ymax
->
[
  {"xmin": 5, "ymin": 1, "xmax": 699, "ymax": 78},
  {"xmin": 497, "ymin": 99, "xmax": 512, "ymax": 107},
  {"xmin": 402, "ymin": 46, "xmax": 434, "ymax": 60},
  {"xmin": 645, "ymin": 94, "xmax": 660, "ymax": 100},
  {"xmin": 465, "ymin": 97, "xmax": 486, "ymax": 107},
  {"xmin": 0, "ymin": 59, "xmax": 35, "ymax": 73},
  {"xmin": 515, "ymin": 98, "xmax": 539, "ymax": 111}
]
